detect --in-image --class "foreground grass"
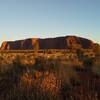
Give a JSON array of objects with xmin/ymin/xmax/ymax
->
[
  {"xmin": 0, "ymin": 51, "xmax": 99, "ymax": 100},
  {"xmin": 0, "ymin": 53, "xmax": 80, "ymax": 100},
  {"xmin": 92, "ymin": 59, "xmax": 100, "ymax": 78}
]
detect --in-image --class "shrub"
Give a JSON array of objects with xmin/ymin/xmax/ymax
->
[
  {"xmin": 73, "ymin": 61, "xmax": 84, "ymax": 71},
  {"xmin": 0, "ymin": 53, "xmax": 82, "ymax": 100},
  {"xmin": 46, "ymin": 49, "xmax": 56, "ymax": 54},
  {"xmin": 70, "ymin": 76, "xmax": 81, "ymax": 86},
  {"xmin": 83, "ymin": 57, "xmax": 95, "ymax": 67},
  {"xmin": 92, "ymin": 62, "xmax": 100, "ymax": 78},
  {"xmin": 34, "ymin": 56, "xmax": 58, "ymax": 73},
  {"xmin": 34, "ymin": 57, "xmax": 48, "ymax": 71},
  {"xmin": 93, "ymin": 43, "xmax": 100, "ymax": 56}
]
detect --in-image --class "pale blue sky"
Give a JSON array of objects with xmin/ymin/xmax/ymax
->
[{"xmin": 0, "ymin": 0, "xmax": 100, "ymax": 46}]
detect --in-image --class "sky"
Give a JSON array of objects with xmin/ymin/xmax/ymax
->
[{"xmin": 0, "ymin": 0, "xmax": 100, "ymax": 46}]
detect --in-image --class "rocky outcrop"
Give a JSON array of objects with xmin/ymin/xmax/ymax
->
[
  {"xmin": 1, "ymin": 38, "xmax": 38, "ymax": 50},
  {"xmin": 0, "ymin": 36, "xmax": 94, "ymax": 50},
  {"xmin": 66, "ymin": 36, "xmax": 94, "ymax": 49}
]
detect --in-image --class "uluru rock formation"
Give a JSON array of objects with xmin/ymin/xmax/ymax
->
[{"xmin": 0, "ymin": 36, "xmax": 94, "ymax": 50}]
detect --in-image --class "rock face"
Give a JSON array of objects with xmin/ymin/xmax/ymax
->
[
  {"xmin": 1, "ymin": 38, "xmax": 38, "ymax": 50},
  {"xmin": 0, "ymin": 36, "xmax": 94, "ymax": 50}
]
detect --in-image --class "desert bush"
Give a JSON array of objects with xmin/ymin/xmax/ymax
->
[
  {"xmin": 0, "ymin": 63, "xmax": 12, "ymax": 75},
  {"xmin": 92, "ymin": 61, "xmax": 100, "ymax": 78},
  {"xmin": 0, "ymin": 52, "xmax": 82, "ymax": 100},
  {"xmin": 83, "ymin": 50, "xmax": 95, "ymax": 58},
  {"xmin": 0, "ymin": 58, "xmax": 25, "ymax": 99},
  {"xmin": 26, "ymin": 55, "xmax": 80, "ymax": 99},
  {"xmin": 34, "ymin": 56, "xmax": 59, "ymax": 73},
  {"xmin": 83, "ymin": 57, "xmax": 95, "ymax": 67},
  {"xmin": 76, "ymin": 48, "xmax": 84, "ymax": 58},
  {"xmin": 57, "ymin": 63, "xmax": 80, "ymax": 99},
  {"xmin": 11, "ymin": 60, "xmax": 61, "ymax": 100},
  {"xmin": 34, "ymin": 56, "xmax": 48, "ymax": 71},
  {"xmin": 61, "ymin": 50, "xmax": 70, "ymax": 54},
  {"xmin": 93, "ymin": 43, "xmax": 100, "ymax": 56},
  {"xmin": 45, "ymin": 49, "xmax": 56, "ymax": 54},
  {"xmin": 70, "ymin": 76, "xmax": 81, "ymax": 86},
  {"xmin": 73, "ymin": 61, "xmax": 84, "ymax": 71}
]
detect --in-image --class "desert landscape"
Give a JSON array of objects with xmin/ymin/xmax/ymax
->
[
  {"xmin": 0, "ymin": 0, "xmax": 100, "ymax": 100},
  {"xmin": 0, "ymin": 35, "xmax": 100, "ymax": 100}
]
